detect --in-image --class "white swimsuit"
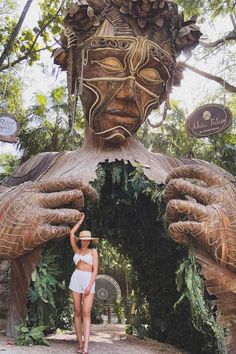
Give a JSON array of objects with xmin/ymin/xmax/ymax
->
[{"xmin": 69, "ymin": 251, "xmax": 95, "ymax": 294}]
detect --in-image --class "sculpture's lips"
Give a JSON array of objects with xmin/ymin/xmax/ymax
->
[{"xmin": 104, "ymin": 109, "xmax": 138, "ymax": 119}]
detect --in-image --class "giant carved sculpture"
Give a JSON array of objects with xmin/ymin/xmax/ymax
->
[
  {"xmin": 0, "ymin": 0, "xmax": 236, "ymax": 351},
  {"xmin": 165, "ymin": 164, "xmax": 236, "ymax": 270}
]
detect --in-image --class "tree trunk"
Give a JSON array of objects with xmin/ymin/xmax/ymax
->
[{"xmin": 0, "ymin": 0, "xmax": 34, "ymax": 68}]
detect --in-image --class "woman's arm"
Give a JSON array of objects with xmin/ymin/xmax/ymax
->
[
  {"xmin": 69, "ymin": 212, "xmax": 85, "ymax": 253},
  {"xmin": 85, "ymin": 248, "xmax": 98, "ymax": 294}
]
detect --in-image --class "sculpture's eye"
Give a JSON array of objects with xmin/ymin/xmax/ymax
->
[
  {"xmin": 139, "ymin": 68, "xmax": 164, "ymax": 84},
  {"xmin": 95, "ymin": 57, "xmax": 124, "ymax": 73}
]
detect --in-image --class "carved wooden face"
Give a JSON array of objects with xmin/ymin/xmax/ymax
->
[{"xmin": 78, "ymin": 36, "xmax": 174, "ymax": 144}]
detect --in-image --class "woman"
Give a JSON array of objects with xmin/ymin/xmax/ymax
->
[{"xmin": 69, "ymin": 213, "xmax": 99, "ymax": 354}]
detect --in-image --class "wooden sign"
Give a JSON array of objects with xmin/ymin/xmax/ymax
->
[
  {"xmin": 185, "ymin": 104, "xmax": 232, "ymax": 138},
  {"xmin": 0, "ymin": 114, "xmax": 19, "ymax": 143}
]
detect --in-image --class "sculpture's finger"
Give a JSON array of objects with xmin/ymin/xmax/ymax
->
[
  {"xmin": 37, "ymin": 177, "xmax": 99, "ymax": 202},
  {"xmin": 39, "ymin": 190, "xmax": 84, "ymax": 209},
  {"xmin": 169, "ymin": 221, "xmax": 205, "ymax": 246},
  {"xmin": 166, "ymin": 165, "xmax": 224, "ymax": 187},
  {"xmin": 166, "ymin": 199, "xmax": 208, "ymax": 223},
  {"xmin": 37, "ymin": 224, "xmax": 70, "ymax": 242},
  {"xmin": 37, "ymin": 208, "xmax": 81, "ymax": 224},
  {"xmin": 164, "ymin": 178, "xmax": 219, "ymax": 205}
]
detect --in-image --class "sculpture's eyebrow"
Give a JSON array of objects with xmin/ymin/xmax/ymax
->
[{"xmin": 82, "ymin": 37, "xmax": 134, "ymax": 51}]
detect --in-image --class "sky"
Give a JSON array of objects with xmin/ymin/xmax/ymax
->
[{"xmin": 0, "ymin": 0, "xmax": 235, "ymax": 154}]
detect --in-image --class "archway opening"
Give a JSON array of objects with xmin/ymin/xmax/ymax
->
[{"xmin": 26, "ymin": 161, "xmax": 223, "ymax": 353}]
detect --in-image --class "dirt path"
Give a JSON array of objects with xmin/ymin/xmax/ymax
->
[{"xmin": 0, "ymin": 324, "xmax": 188, "ymax": 354}]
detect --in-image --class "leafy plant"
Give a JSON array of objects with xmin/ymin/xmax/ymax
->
[
  {"xmin": 126, "ymin": 314, "xmax": 147, "ymax": 340},
  {"xmin": 176, "ymin": 0, "xmax": 234, "ymax": 18},
  {"xmin": 15, "ymin": 322, "xmax": 49, "ymax": 346},
  {"xmin": 18, "ymin": 87, "xmax": 84, "ymax": 162},
  {"xmin": 0, "ymin": 153, "xmax": 20, "ymax": 182},
  {"xmin": 30, "ymin": 248, "xmax": 65, "ymax": 307},
  {"xmin": 138, "ymin": 100, "xmax": 236, "ymax": 177},
  {"xmin": 27, "ymin": 244, "xmax": 74, "ymax": 332},
  {"xmin": 112, "ymin": 297, "xmax": 125, "ymax": 324},
  {"xmin": 175, "ymin": 244, "xmax": 227, "ymax": 353}
]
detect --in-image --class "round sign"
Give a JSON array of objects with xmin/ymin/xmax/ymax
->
[
  {"xmin": 185, "ymin": 104, "xmax": 232, "ymax": 138},
  {"xmin": 0, "ymin": 114, "xmax": 19, "ymax": 143}
]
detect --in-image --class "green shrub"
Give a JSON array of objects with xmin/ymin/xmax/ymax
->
[
  {"xmin": 126, "ymin": 314, "xmax": 147, "ymax": 340},
  {"xmin": 112, "ymin": 297, "xmax": 125, "ymax": 323},
  {"xmin": 15, "ymin": 323, "xmax": 49, "ymax": 346}
]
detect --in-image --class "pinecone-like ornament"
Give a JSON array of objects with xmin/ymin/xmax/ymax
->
[
  {"xmin": 113, "ymin": 0, "xmax": 169, "ymax": 28},
  {"xmin": 63, "ymin": 0, "xmax": 107, "ymax": 33},
  {"xmin": 175, "ymin": 16, "xmax": 202, "ymax": 55}
]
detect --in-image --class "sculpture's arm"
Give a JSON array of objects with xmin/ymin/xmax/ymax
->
[
  {"xmin": 0, "ymin": 177, "xmax": 98, "ymax": 259},
  {"xmin": 164, "ymin": 165, "xmax": 236, "ymax": 272}
]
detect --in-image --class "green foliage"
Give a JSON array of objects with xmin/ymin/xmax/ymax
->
[
  {"xmin": 175, "ymin": 245, "xmax": 227, "ymax": 353},
  {"xmin": 205, "ymin": 131, "xmax": 236, "ymax": 175},
  {"xmin": 0, "ymin": 72, "xmax": 23, "ymax": 114},
  {"xmin": 94, "ymin": 165, "xmax": 107, "ymax": 193},
  {"xmin": 0, "ymin": 0, "xmax": 16, "ymax": 13},
  {"xmin": 38, "ymin": 0, "xmax": 63, "ymax": 37},
  {"xmin": 129, "ymin": 164, "xmax": 166, "ymax": 219},
  {"xmin": 18, "ymin": 87, "xmax": 84, "ymax": 161},
  {"xmin": 112, "ymin": 297, "xmax": 125, "ymax": 324},
  {"xmin": 15, "ymin": 322, "xmax": 49, "ymax": 346},
  {"xmin": 176, "ymin": 0, "xmax": 234, "ymax": 18},
  {"xmin": 51, "ymin": 86, "xmax": 66, "ymax": 104},
  {"xmin": 125, "ymin": 291, "xmax": 150, "ymax": 339},
  {"xmin": 126, "ymin": 315, "xmax": 147, "ymax": 340},
  {"xmin": 138, "ymin": 101, "xmax": 236, "ymax": 176},
  {"xmin": 87, "ymin": 161, "xmax": 223, "ymax": 353},
  {"xmin": 98, "ymin": 239, "xmax": 131, "ymax": 274},
  {"xmin": 0, "ymin": 153, "xmax": 20, "ymax": 182},
  {"xmin": 128, "ymin": 162, "xmax": 155, "ymax": 198},
  {"xmin": 0, "ymin": 0, "xmax": 63, "ymax": 70},
  {"xmin": 30, "ymin": 248, "xmax": 65, "ymax": 308},
  {"xmin": 27, "ymin": 239, "xmax": 74, "ymax": 332},
  {"xmin": 139, "ymin": 101, "xmax": 201, "ymax": 158},
  {"xmin": 36, "ymin": 94, "xmax": 47, "ymax": 111}
]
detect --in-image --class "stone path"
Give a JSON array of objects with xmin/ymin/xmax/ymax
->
[{"xmin": 0, "ymin": 323, "xmax": 188, "ymax": 354}]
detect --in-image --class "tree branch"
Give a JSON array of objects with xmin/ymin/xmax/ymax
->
[
  {"xmin": 24, "ymin": 0, "xmax": 66, "ymax": 60},
  {"xmin": 199, "ymin": 30, "xmax": 236, "ymax": 48},
  {"xmin": 0, "ymin": 0, "xmax": 66, "ymax": 72},
  {"xmin": 230, "ymin": 14, "xmax": 236, "ymax": 30},
  {"xmin": 0, "ymin": 0, "xmax": 34, "ymax": 68},
  {"xmin": 181, "ymin": 62, "xmax": 236, "ymax": 93},
  {"xmin": 0, "ymin": 47, "xmax": 50, "ymax": 72}
]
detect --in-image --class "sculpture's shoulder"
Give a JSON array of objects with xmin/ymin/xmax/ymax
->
[{"xmin": 2, "ymin": 151, "xmax": 65, "ymax": 187}]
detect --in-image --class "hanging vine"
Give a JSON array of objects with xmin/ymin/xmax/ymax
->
[{"xmin": 175, "ymin": 243, "xmax": 227, "ymax": 353}]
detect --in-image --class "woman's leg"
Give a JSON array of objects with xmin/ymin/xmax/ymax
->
[
  {"xmin": 82, "ymin": 293, "xmax": 94, "ymax": 352},
  {"xmin": 71, "ymin": 291, "xmax": 83, "ymax": 351}
]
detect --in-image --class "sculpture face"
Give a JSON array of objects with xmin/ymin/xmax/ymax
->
[
  {"xmin": 79, "ymin": 36, "xmax": 174, "ymax": 144},
  {"xmin": 56, "ymin": 0, "xmax": 201, "ymax": 144}
]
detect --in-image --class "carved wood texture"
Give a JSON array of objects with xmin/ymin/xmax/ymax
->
[{"xmin": 165, "ymin": 165, "xmax": 236, "ymax": 353}]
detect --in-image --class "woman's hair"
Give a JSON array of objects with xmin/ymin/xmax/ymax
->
[{"xmin": 77, "ymin": 240, "xmax": 95, "ymax": 249}]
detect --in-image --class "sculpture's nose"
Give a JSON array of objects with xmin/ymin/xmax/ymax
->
[{"xmin": 115, "ymin": 78, "xmax": 136, "ymax": 102}]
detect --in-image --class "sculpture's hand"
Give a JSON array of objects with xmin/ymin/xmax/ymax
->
[
  {"xmin": 0, "ymin": 178, "xmax": 98, "ymax": 259},
  {"xmin": 164, "ymin": 165, "xmax": 236, "ymax": 272}
]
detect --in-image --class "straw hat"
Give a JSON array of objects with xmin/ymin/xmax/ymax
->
[{"xmin": 75, "ymin": 230, "xmax": 99, "ymax": 243}]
